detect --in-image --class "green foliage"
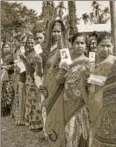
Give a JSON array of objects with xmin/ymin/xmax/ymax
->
[
  {"xmin": 39, "ymin": 1, "xmax": 56, "ymax": 29},
  {"xmin": 68, "ymin": 0, "xmax": 77, "ymax": 36},
  {"xmin": 1, "ymin": 1, "xmax": 40, "ymax": 41},
  {"xmin": 81, "ymin": 1, "xmax": 110, "ymax": 24}
]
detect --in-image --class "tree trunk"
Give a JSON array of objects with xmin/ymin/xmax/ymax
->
[{"xmin": 110, "ymin": 1, "xmax": 116, "ymax": 53}]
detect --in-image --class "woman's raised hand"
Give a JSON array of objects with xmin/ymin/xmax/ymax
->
[
  {"xmin": 35, "ymin": 54, "xmax": 42, "ymax": 63},
  {"xmin": 19, "ymin": 53, "xmax": 26, "ymax": 61},
  {"xmin": 58, "ymin": 39, "xmax": 64, "ymax": 49},
  {"xmin": 59, "ymin": 61, "xmax": 69, "ymax": 71}
]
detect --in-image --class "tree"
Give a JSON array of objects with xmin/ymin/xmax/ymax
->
[
  {"xmin": 100, "ymin": 7, "xmax": 110, "ymax": 24},
  {"xmin": 40, "ymin": 1, "xmax": 55, "ymax": 27},
  {"xmin": 89, "ymin": 12, "xmax": 95, "ymax": 24},
  {"xmin": 68, "ymin": 0, "xmax": 77, "ymax": 36},
  {"xmin": 82, "ymin": 13, "xmax": 90, "ymax": 24},
  {"xmin": 56, "ymin": 1, "xmax": 66, "ymax": 18},
  {"xmin": 1, "ymin": 1, "xmax": 40, "ymax": 41},
  {"xmin": 92, "ymin": 1, "xmax": 101, "ymax": 23}
]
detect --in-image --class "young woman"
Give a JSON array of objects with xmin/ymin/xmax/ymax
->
[
  {"xmin": 63, "ymin": 33, "xmax": 90, "ymax": 147},
  {"xmin": 19, "ymin": 36, "xmax": 43, "ymax": 131},
  {"xmin": 1, "ymin": 42, "xmax": 15, "ymax": 117},
  {"xmin": 87, "ymin": 32, "xmax": 116, "ymax": 147}
]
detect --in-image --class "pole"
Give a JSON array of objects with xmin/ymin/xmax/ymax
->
[{"xmin": 110, "ymin": 1, "xmax": 116, "ymax": 53}]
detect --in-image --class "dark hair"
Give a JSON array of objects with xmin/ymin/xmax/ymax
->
[
  {"xmin": 2, "ymin": 42, "xmax": 11, "ymax": 50},
  {"xmin": 2, "ymin": 42, "xmax": 11, "ymax": 58},
  {"xmin": 91, "ymin": 31, "xmax": 98, "ymax": 38},
  {"xmin": 97, "ymin": 32, "xmax": 112, "ymax": 45},
  {"xmin": 25, "ymin": 35, "xmax": 35, "ymax": 49},
  {"xmin": 71, "ymin": 33, "xmax": 87, "ymax": 44},
  {"xmin": 36, "ymin": 30, "xmax": 45, "ymax": 35}
]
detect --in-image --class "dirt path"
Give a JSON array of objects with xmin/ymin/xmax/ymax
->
[{"xmin": 1, "ymin": 116, "xmax": 49, "ymax": 147}]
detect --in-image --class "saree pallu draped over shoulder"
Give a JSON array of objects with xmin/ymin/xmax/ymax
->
[
  {"xmin": 43, "ymin": 49, "xmax": 66, "ymax": 147},
  {"xmin": 64, "ymin": 56, "xmax": 90, "ymax": 147},
  {"xmin": 90, "ymin": 60, "xmax": 116, "ymax": 147},
  {"xmin": 87, "ymin": 56, "xmax": 116, "ymax": 147}
]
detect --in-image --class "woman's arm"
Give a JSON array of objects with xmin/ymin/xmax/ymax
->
[
  {"xmin": 56, "ymin": 68, "xmax": 67, "ymax": 84},
  {"xmin": 35, "ymin": 55, "xmax": 43, "ymax": 77}
]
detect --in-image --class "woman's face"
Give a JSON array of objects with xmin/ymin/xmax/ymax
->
[
  {"xmin": 3, "ymin": 44, "xmax": 11, "ymax": 54},
  {"xmin": 35, "ymin": 33, "xmax": 45, "ymax": 44},
  {"xmin": 52, "ymin": 22, "xmax": 62, "ymax": 42},
  {"xmin": 27, "ymin": 38, "xmax": 35, "ymax": 50},
  {"xmin": 90, "ymin": 39, "xmax": 97, "ymax": 51},
  {"xmin": 12, "ymin": 39, "xmax": 19, "ymax": 48},
  {"xmin": 73, "ymin": 36, "xmax": 86, "ymax": 54},
  {"xmin": 97, "ymin": 39, "xmax": 113, "ymax": 59}
]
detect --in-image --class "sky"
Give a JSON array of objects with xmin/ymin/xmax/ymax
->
[{"xmin": 9, "ymin": 1, "xmax": 110, "ymax": 17}]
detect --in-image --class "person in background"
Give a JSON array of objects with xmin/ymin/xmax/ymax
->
[
  {"xmin": 19, "ymin": 36, "xmax": 43, "ymax": 131},
  {"xmin": 35, "ymin": 30, "xmax": 45, "ymax": 46},
  {"xmin": 1, "ymin": 42, "xmax": 15, "ymax": 117},
  {"xmin": 87, "ymin": 32, "xmax": 115, "ymax": 147},
  {"xmin": 11, "ymin": 37, "xmax": 26, "ymax": 125},
  {"xmin": 88, "ymin": 36, "xmax": 97, "ymax": 53}
]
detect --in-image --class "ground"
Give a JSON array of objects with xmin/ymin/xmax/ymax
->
[{"xmin": 1, "ymin": 116, "xmax": 49, "ymax": 147}]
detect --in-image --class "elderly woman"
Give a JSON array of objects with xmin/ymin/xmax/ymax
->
[
  {"xmin": 64, "ymin": 33, "xmax": 90, "ymax": 147},
  {"xmin": 42, "ymin": 19, "xmax": 68, "ymax": 147},
  {"xmin": 19, "ymin": 36, "xmax": 43, "ymax": 131},
  {"xmin": 1, "ymin": 42, "xmax": 15, "ymax": 117},
  {"xmin": 87, "ymin": 32, "xmax": 116, "ymax": 147}
]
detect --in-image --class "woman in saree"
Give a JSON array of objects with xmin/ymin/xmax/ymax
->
[
  {"xmin": 87, "ymin": 32, "xmax": 116, "ymax": 147},
  {"xmin": 64, "ymin": 33, "xmax": 90, "ymax": 147},
  {"xmin": 19, "ymin": 35, "xmax": 43, "ymax": 131},
  {"xmin": 42, "ymin": 19, "xmax": 68, "ymax": 147},
  {"xmin": 11, "ymin": 41, "xmax": 26, "ymax": 125},
  {"xmin": 1, "ymin": 42, "xmax": 15, "ymax": 117}
]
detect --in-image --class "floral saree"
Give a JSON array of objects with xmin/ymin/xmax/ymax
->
[
  {"xmin": 88, "ymin": 55, "xmax": 116, "ymax": 147},
  {"xmin": 64, "ymin": 55, "xmax": 90, "ymax": 147}
]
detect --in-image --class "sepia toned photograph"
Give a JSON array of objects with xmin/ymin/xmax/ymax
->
[{"xmin": 1, "ymin": 1, "xmax": 116, "ymax": 147}]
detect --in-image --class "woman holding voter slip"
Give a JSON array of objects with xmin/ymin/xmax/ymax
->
[
  {"xmin": 19, "ymin": 35, "xmax": 43, "ymax": 131},
  {"xmin": 63, "ymin": 33, "xmax": 90, "ymax": 147},
  {"xmin": 41, "ymin": 19, "xmax": 68, "ymax": 147},
  {"xmin": 87, "ymin": 32, "xmax": 116, "ymax": 147}
]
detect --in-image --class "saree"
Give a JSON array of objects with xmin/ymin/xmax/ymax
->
[
  {"xmin": 87, "ymin": 56, "xmax": 116, "ymax": 147},
  {"xmin": 11, "ymin": 49, "xmax": 26, "ymax": 125},
  {"xmin": 24, "ymin": 50, "xmax": 43, "ymax": 130},
  {"xmin": 64, "ymin": 55, "xmax": 90, "ymax": 147},
  {"xmin": 1, "ymin": 54, "xmax": 14, "ymax": 117},
  {"xmin": 43, "ymin": 49, "xmax": 66, "ymax": 147}
]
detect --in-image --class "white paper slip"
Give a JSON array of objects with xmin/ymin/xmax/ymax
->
[
  {"xmin": 89, "ymin": 52, "xmax": 96, "ymax": 71},
  {"xmin": 20, "ymin": 46, "xmax": 25, "ymax": 54},
  {"xmin": 89, "ymin": 52, "xmax": 95, "ymax": 62},
  {"xmin": 60, "ymin": 48, "xmax": 72, "ymax": 65},
  {"xmin": 34, "ymin": 44, "xmax": 43, "ymax": 54},
  {"xmin": 1, "ymin": 59, "xmax": 3, "ymax": 64},
  {"xmin": 1, "ymin": 69, "xmax": 9, "ymax": 81},
  {"xmin": 88, "ymin": 74, "xmax": 107, "ymax": 86},
  {"xmin": 16, "ymin": 61, "xmax": 26, "ymax": 73}
]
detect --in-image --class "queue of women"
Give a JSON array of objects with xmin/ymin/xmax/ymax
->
[{"xmin": 1, "ymin": 18, "xmax": 116, "ymax": 147}]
